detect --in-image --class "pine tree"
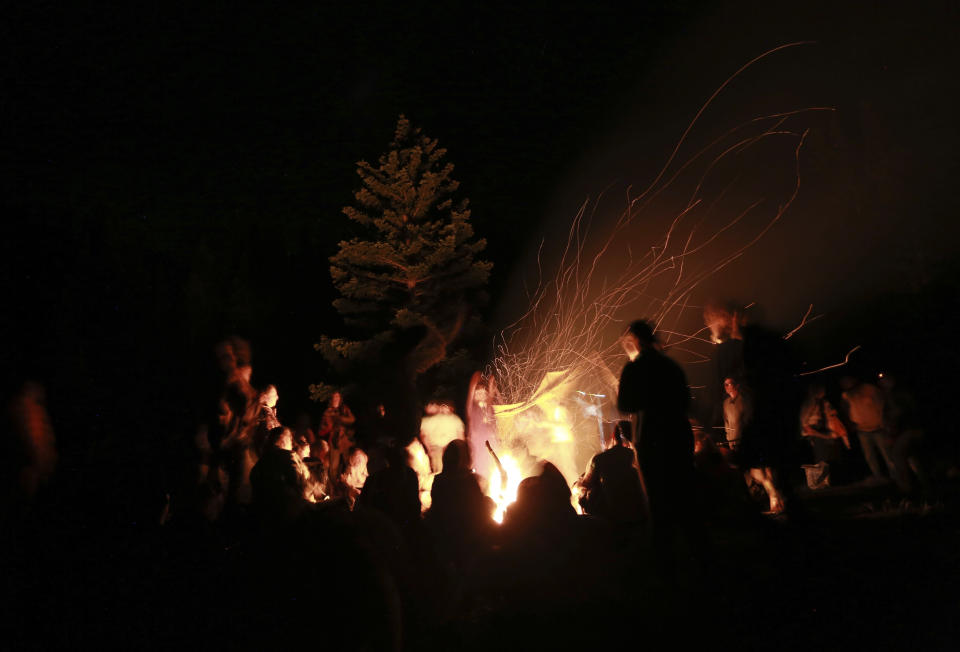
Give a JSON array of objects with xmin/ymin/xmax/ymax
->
[{"xmin": 314, "ymin": 116, "xmax": 492, "ymax": 395}]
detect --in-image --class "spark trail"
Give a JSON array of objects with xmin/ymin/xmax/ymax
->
[{"xmin": 485, "ymin": 43, "xmax": 835, "ymax": 484}]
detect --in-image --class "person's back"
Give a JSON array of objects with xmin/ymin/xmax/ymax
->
[
  {"xmin": 581, "ymin": 444, "xmax": 645, "ymax": 526},
  {"xmin": 427, "ymin": 440, "xmax": 493, "ymax": 566},
  {"xmin": 618, "ymin": 346, "xmax": 693, "ymax": 466},
  {"xmin": 250, "ymin": 434, "xmax": 305, "ymax": 523},
  {"xmin": 360, "ymin": 446, "xmax": 421, "ymax": 531}
]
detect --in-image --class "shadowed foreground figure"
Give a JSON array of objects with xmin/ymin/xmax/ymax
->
[
  {"xmin": 616, "ymin": 319, "xmax": 696, "ymax": 581},
  {"xmin": 578, "ymin": 420, "xmax": 647, "ymax": 532}
]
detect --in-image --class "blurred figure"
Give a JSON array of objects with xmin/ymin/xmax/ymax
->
[
  {"xmin": 4, "ymin": 381, "xmax": 57, "ymax": 505},
  {"xmin": 427, "ymin": 440, "xmax": 494, "ymax": 572},
  {"xmin": 293, "ymin": 434, "xmax": 324, "ymax": 503},
  {"xmin": 419, "ymin": 400, "xmax": 465, "ymax": 474},
  {"xmin": 359, "ymin": 444, "xmax": 422, "ymax": 533},
  {"xmin": 405, "ymin": 437, "xmax": 435, "ymax": 512},
  {"xmin": 342, "ymin": 447, "xmax": 369, "ymax": 506},
  {"xmin": 723, "ymin": 375, "xmax": 783, "ymax": 512},
  {"xmin": 722, "ymin": 376, "xmax": 751, "ymax": 454},
  {"xmin": 292, "ymin": 411, "xmax": 317, "ymax": 447},
  {"xmin": 879, "ymin": 372, "xmax": 929, "ymax": 494},
  {"xmin": 709, "ymin": 303, "xmax": 799, "ymax": 514},
  {"xmin": 466, "ymin": 372, "xmax": 500, "ymax": 483},
  {"xmin": 211, "ymin": 337, "xmax": 258, "ymax": 509},
  {"xmin": 799, "ymin": 383, "xmax": 849, "ymax": 489},
  {"xmin": 841, "ymin": 375, "xmax": 895, "ymax": 485},
  {"xmin": 250, "ymin": 427, "xmax": 308, "ymax": 524},
  {"xmin": 303, "ymin": 438, "xmax": 331, "ymax": 499},
  {"xmin": 252, "ymin": 384, "xmax": 281, "ymax": 455},
  {"xmin": 318, "ymin": 391, "xmax": 356, "ymax": 444},
  {"xmin": 578, "ymin": 420, "xmax": 646, "ymax": 528},
  {"xmin": 704, "ymin": 301, "xmax": 746, "ymax": 434},
  {"xmin": 616, "ymin": 319, "xmax": 696, "ymax": 579}
]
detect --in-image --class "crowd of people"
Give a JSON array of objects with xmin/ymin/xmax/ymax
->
[
  {"xmin": 194, "ymin": 312, "xmax": 941, "ymax": 548},
  {"xmin": 6, "ymin": 315, "xmax": 948, "ymax": 649},
  {"xmin": 702, "ymin": 302, "xmax": 934, "ymax": 516},
  {"xmin": 184, "ymin": 311, "xmax": 940, "ymax": 614}
]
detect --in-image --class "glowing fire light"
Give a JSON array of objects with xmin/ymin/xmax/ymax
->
[
  {"xmin": 482, "ymin": 43, "xmax": 832, "ymax": 504},
  {"xmin": 489, "ymin": 453, "xmax": 523, "ymax": 523}
]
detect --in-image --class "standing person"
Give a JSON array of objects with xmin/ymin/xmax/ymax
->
[
  {"xmin": 722, "ymin": 377, "xmax": 751, "ymax": 454},
  {"xmin": 318, "ymin": 391, "xmax": 356, "ymax": 444},
  {"xmin": 841, "ymin": 375, "xmax": 894, "ymax": 485},
  {"xmin": 878, "ymin": 372, "xmax": 928, "ymax": 494},
  {"xmin": 419, "ymin": 400, "xmax": 465, "ymax": 474},
  {"xmin": 703, "ymin": 301, "xmax": 745, "ymax": 438},
  {"xmin": 616, "ymin": 320, "xmax": 695, "ymax": 580},
  {"xmin": 799, "ymin": 383, "xmax": 849, "ymax": 489},
  {"xmin": 466, "ymin": 371, "xmax": 500, "ymax": 482},
  {"xmin": 725, "ymin": 376, "xmax": 783, "ymax": 511}
]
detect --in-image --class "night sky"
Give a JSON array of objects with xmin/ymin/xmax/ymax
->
[{"xmin": 5, "ymin": 1, "xmax": 960, "ymax": 445}]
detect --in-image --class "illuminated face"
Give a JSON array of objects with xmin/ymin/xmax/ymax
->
[
  {"xmin": 723, "ymin": 378, "xmax": 739, "ymax": 399},
  {"xmin": 331, "ymin": 392, "xmax": 342, "ymax": 408}
]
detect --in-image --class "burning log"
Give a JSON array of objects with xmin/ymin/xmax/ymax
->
[{"xmin": 485, "ymin": 440, "xmax": 508, "ymax": 492}]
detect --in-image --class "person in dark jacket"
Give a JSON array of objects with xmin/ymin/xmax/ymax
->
[{"xmin": 616, "ymin": 319, "xmax": 695, "ymax": 580}]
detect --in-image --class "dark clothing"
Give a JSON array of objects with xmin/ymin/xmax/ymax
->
[
  {"xmin": 617, "ymin": 348, "xmax": 694, "ymax": 471},
  {"xmin": 579, "ymin": 445, "xmax": 645, "ymax": 526},
  {"xmin": 738, "ymin": 325, "xmax": 800, "ymax": 468},
  {"xmin": 617, "ymin": 347, "xmax": 696, "ymax": 578},
  {"xmin": 250, "ymin": 448, "xmax": 305, "ymax": 522},
  {"xmin": 360, "ymin": 463, "xmax": 422, "ymax": 532}
]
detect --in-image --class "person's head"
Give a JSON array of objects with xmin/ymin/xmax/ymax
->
[
  {"xmin": 537, "ymin": 461, "xmax": 572, "ymax": 509},
  {"xmin": 723, "ymin": 376, "xmax": 740, "ymax": 399},
  {"xmin": 268, "ymin": 426, "xmax": 294, "ymax": 451},
  {"xmin": 441, "ymin": 439, "xmax": 472, "ymax": 473},
  {"xmin": 623, "ymin": 319, "xmax": 656, "ymax": 359},
  {"xmin": 385, "ymin": 443, "xmax": 410, "ymax": 468},
  {"xmin": 330, "ymin": 391, "xmax": 342, "ymax": 409},
  {"xmin": 704, "ymin": 301, "xmax": 741, "ymax": 343},
  {"xmin": 807, "ymin": 383, "xmax": 826, "ymax": 400}
]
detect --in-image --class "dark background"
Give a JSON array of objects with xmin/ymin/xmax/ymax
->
[{"xmin": 4, "ymin": 1, "xmax": 959, "ymax": 466}]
